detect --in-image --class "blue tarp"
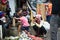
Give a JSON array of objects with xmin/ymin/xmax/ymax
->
[{"xmin": 0, "ymin": 11, "xmax": 4, "ymax": 17}]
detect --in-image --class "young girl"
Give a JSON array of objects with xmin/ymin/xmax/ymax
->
[{"xmin": 15, "ymin": 14, "xmax": 30, "ymax": 32}]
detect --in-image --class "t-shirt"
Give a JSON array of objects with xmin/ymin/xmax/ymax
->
[{"xmin": 20, "ymin": 16, "xmax": 30, "ymax": 27}]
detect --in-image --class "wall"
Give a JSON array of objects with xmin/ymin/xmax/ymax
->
[{"xmin": 8, "ymin": 0, "xmax": 16, "ymax": 16}]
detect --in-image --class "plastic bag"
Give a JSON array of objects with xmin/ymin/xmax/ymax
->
[{"xmin": 43, "ymin": 21, "xmax": 50, "ymax": 31}]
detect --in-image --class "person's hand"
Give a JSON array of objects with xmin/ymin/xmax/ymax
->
[{"xmin": 14, "ymin": 17, "xmax": 16, "ymax": 19}]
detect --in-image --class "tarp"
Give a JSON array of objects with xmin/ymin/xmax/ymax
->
[{"xmin": 0, "ymin": 11, "xmax": 4, "ymax": 18}]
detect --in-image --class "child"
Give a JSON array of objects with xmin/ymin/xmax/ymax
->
[{"xmin": 15, "ymin": 14, "xmax": 30, "ymax": 32}]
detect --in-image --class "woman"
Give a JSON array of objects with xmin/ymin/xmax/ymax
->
[{"xmin": 32, "ymin": 15, "xmax": 47, "ymax": 37}]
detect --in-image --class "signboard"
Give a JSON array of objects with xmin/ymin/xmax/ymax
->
[
  {"xmin": 36, "ymin": 4, "xmax": 41, "ymax": 15},
  {"xmin": 37, "ymin": 3, "xmax": 46, "ymax": 21},
  {"xmin": 36, "ymin": 3, "xmax": 52, "ymax": 21}
]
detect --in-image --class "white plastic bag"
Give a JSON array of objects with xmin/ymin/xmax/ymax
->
[{"xmin": 43, "ymin": 21, "xmax": 50, "ymax": 31}]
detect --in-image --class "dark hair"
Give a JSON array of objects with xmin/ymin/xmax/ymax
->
[
  {"xmin": 16, "ymin": 8, "xmax": 22, "ymax": 13},
  {"xmin": 19, "ymin": 13, "xmax": 24, "ymax": 17},
  {"xmin": 23, "ymin": 4, "xmax": 27, "ymax": 7}
]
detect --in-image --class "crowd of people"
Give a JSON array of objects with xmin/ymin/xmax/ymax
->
[
  {"xmin": 1, "ymin": 0, "xmax": 60, "ymax": 40},
  {"xmin": 0, "ymin": 4, "xmax": 50, "ymax": 40},
  {"xmin": 0, "ymin": 0, "xmax": 51, "ymax": 40}
]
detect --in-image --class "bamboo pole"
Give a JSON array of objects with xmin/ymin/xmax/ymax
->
[
  {"xmin": 30, "ymin": 10, "xmax": 36, "ymax": 35},
  {"xmin": 30, "ymin": 10, "xmax": 33, "ymax": 26},
  {"xmin": 13, "ymin": 18, "xmax": 15, "ymax": 27}
]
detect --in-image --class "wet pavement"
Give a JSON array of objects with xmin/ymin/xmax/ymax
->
[{"xmin": 44, "ymin": 28, "xmax": 60, "ymax": 40}]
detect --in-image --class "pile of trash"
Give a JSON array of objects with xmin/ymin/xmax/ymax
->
[
  {"xmin": 5, "ymin": 31, "xmax": 43, "ymax": 40},
  {"xmin": 19, "ymin": 31, "xmax": 43, "ymax": 40},
  {"xmin": 19, "ymin": 31, "xmax": 32, "ymax": 40}
]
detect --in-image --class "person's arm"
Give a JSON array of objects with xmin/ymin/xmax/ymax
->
[{"xmin": 14, "ymin": 17, "xmax": 20, "ymax": 19}]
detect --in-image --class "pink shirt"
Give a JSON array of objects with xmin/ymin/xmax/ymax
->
[{"xmin": 20, "ymin": 16, "xmax": 30, "ymax": 27}]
